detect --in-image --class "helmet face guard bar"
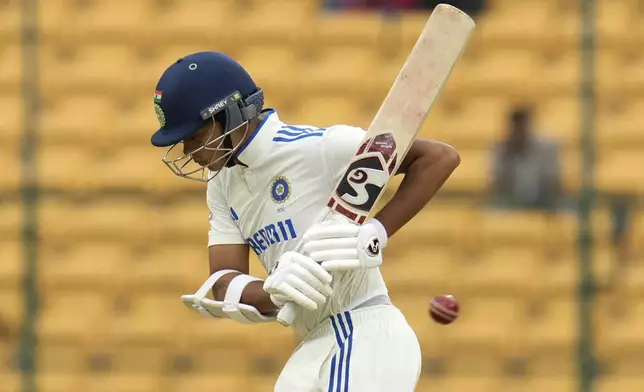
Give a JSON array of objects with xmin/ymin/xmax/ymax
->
[{"xmin": 161, "ymin": 89, "xmax": 263, "ymax": 182}]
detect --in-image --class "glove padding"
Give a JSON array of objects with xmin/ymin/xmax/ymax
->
[
  {"xmin": 303, "ymin": 218, "xmax": 388, "ymax": 271},
  {"xmin": 263, "ymin": 251, "xmax": 333, "ymax": 311}
]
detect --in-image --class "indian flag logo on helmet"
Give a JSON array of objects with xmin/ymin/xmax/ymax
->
[{"xmin": 154, "ymin": 90, "xmax": 163, "ymax": 104}]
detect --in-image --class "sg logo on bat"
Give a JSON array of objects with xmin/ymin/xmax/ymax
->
[{"xmin": 335, "ymin": 133, "xmax": 398, "ymax": 214}]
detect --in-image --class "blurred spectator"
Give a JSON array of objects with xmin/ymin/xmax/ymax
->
[
  {"xmin": 325, "ymin": 0, "xmax": 486, "ymax": 15},
  {"xmin": 419, "ymin": 0, "xmax": 485, "ymax": 15},
  {"xmin": 488, "ymin": 106, "xmax": 562, "ymax": 211}
]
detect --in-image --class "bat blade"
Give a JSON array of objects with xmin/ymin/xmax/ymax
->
[
  {"xmin": 329, "ymin": 3, "xmax": 475, "ymax": 224},
  {"xmin": 277, "ymin": 4, "xmax": 475, "ymax": 327}
]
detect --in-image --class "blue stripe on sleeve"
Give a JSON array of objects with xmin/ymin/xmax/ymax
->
[
  {"xmin": 273, "ymin": 132, "xmax": 326, "ymax": 143},
  {"xmin": 276, "ymin": 129, "xmax": 309, "ymax": 137}
]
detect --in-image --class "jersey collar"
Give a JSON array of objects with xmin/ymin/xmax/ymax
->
[{"xmin": 235, "ymin": 109, "xmax": 281, "ymax": 167}]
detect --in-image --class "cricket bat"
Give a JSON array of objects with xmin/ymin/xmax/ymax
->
[{"xmin": 276, "ymin": 4, "xmax": 475, "ymax": 327}]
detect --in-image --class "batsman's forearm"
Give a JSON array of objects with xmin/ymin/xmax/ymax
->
[
  {"xmin": 213, "ymin": 273, "xmax": 278, "ymax": 315},
  {"xmin": 376, "ymin": 143, "xmax": 460, "ymax": 236}
]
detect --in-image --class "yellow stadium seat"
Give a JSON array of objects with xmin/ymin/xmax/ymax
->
[
  {"xmin": 617, "ymin": 52, "xmax": 644, "ymax": 95},
  {"xmin": 36, "ymin": 145, "xmax": 95, "ymax": 189},
  {"xmin": 595, "ymin": 296, "xmax": 644, "ymax": 356},
  {"xmin": 443, "ymin": 148, "xmax": 488, "ymax": 192},
  {"xmin": 39, "ymin": 94, "xmax": 155, "ymax": 146},
  {"xmin": 108, "ymin": 344, "xmax": 168, "ymax": 374},
  {"xmin": 124, "ymin": 244, "xmax": 207, "ymax": 292},
  {"xmin": 544, "ymin": 212, "xmax": 577, "ymax": 250},
  {"xmin": 388, "ymin": 203, "xmax": 477, "ymax": 248},
  {"xmin": 80, "ymin": 374, "xmax": 167, "ymax": 392},
  {"xmin": 234, "ymin": 0, "xmax": 315, "ymax": 41},
  {"xmin": 479, "ymin": 211, "xmax": 549, "ymax": 246},
  {"xmin": 596, "ymin": 377, "xmax": 644, "ymax": 392},
  {"xmin": 0, "ymin": 44, "xmax": 21, "ymax": 93},
  {"xmin": 534, "ymin": 96, "xmax": 580, "ymax": 148},
  {"xmin": 193, "ymin": 345, "xmax": 256, "ymax": 374},
  {"xmin": 632, "ymin": 211, "xmax": 644, "ymax": 257},
  {"xmin": 538, "ymin": 251, "xmax": 578, "ymax": 296},
  {"xmin": 560, "ymin": 149, "xmax": 581, "ymax": 192},
  {"xmin": 37, "ymin": 290, "xmax": 110, "ymax": 343},
  {"xmin": 109, "ymin": 293, "xmax": 184, "ymax": 344},
  {"xmin": 443, "ymin": 296, "xmax": 524, "ymax": 354},
  {"xmin": 596, "ymin": 149, "xmax": 644, "ymax": 193},
  {"xmin": 38, "ymin": 143, "xmax": 205, "ymax": 192},
  {"xmin": 498, "ymin": 376, "xmax": 576, "ymax": 392},
  {"xmin": 38, "ymin": 374, "xmax": 82, "ymax": 392},
  {"xmin": 597, "ymin": 0, "xmax": 636, "ymax": 44},
  {"xmin": 147, "ymin": 0, "xmax": 234, "ymax": 41},
  {"xmin": 381, "ymin": 246, "xmax": 457, "ymax": 295},
  {"xmin": 39, "ymin": 0, "xmax": 149, "ymax": 39},
  {"xmin": 0, "ymin": 202, "xmax": 22, "ymax": 240},
  {"xmin": 39, "ymin": 199, "xmax": 151, "ymax": 243},
  {"xmin": 39, "ymin": 44, "xmax": 139, "ymax": 95},
  {"xmin": 423, "ymin": 98, "xmax": 509, "ymax": 148},
  {"xmin": 416, "ymin": 375, "xmax": 502, "ymax": 392},
  {"xmin": 0, "ymin": 289, "xmax": 21, "ymax": 337},
  {"xmin": 251, "ymin": 376, "xmax": 280, "ymax": 392},
  {"xmin": 0, "ymin": 373, "xmax": 20, "ymax": 392},
  {"xmin": 456, "ymin": 245, "xmax": 542, "ymax": 296},
  {"xmin": 0, "ymin": 148, "xmax": 20, "ymax": 191},
  {"xmin": 287, "ymin": 95, "xmax": 369, "ymax": 128},
  {"xmin": 168, "ymin": 375, "xmax": 249, "ymax": 392},
  {"xmin": 39, "ymin": 241, "xmax": 130, "ymax": 291},
  {"xmin": 0, "ymin": 240, "xmax": 21, "ymax": 288},
  {"xmin": 309, "ymin": 11, "xmax": 383, "ymax": 46},
  {"xmin": 235, "ymin": 44, "xmax": 299, "ymax": 92},
  {"xmin": 457, "ymin": 49, "xmax": 538, "ymax": 96},
  {"xmin": 37, "ymin": 343, "xmax": 89, "ymax": 374},
  {"xmin": 477, "ymin": 0, "xmax": 550, "ymax": 45},
  {"xmin": 596, "ymin": 51, "xmax": 624, "ymax": 95},
  {"xmin": 398, "ymin": 295, "xmax": 523, "ymax": 355},
  {"xmin": 538, "ymin": 50, "xmax": 580, "ymax": 95},
  {"xmin": 0, "ymin": 0, "xmax": 20, "ymax": 39},
  {"xmin": 299, "ymin": 45, "xmax": 381, "ymax": 94},
  {"xmin": 397, "ymin": 11, "xmax": 433, "ymax": 48},
  {"xmin": 523, "ymin": 298, "xmax": 577, "ymax": 354},
  {"xmin": 597, "ymin": 99, "xmax": 644, "ymax": 147},
  {"xmin": 39, "ymin": 198, "xmax": 207, "ymax": 246},
  {"xmin": 0, "ymin": 94, "xmax": 22, "ymax": 147}
]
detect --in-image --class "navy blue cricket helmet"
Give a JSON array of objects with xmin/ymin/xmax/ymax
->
[{"xmin": 151, "ymin": 51, "xmax": 264, "ymax": 147}]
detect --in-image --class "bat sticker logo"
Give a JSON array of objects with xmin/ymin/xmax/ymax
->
[
  {"xmin": 336, "ymin": 156, "xmax": 388, "ymax": 212},
  {"xmin": 366, "ymin": 237, "xmax": 380, "ymax": 256}
]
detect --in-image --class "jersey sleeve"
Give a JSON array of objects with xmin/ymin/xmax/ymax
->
[
  {"xmin": 319, "ymin": 124, "xmax": 367, "ymax": 186},
  {"xmin": 206, "ymin": 178, "xmax": 247, "ymax": 247}
]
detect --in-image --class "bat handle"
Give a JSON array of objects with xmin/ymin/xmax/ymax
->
[{"xmin": 276, "ymin": 302, "xmax": 297, "ymax": 327}]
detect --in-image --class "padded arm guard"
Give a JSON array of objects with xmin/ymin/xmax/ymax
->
[{"xmin": 181, "ymin": 269, "xmax": 277, "ymax": 324}]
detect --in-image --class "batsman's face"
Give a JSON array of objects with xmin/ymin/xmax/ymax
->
[{"xmin": 183, "ymin": 121, "xmax": 228, "ymax": 171}]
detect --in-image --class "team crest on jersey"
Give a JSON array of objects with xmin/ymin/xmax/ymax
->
[
  {"xmin": 154, "ymin": 104, "xmax": 166, "ymax": 127},
  {"xmin": 270, "ymin": 176, "xmax": 291, "ymax": 204}
]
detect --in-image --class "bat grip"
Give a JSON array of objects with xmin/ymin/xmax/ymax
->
[{"xmin": 276, "ymin": 302, "xmax": 297, "ymax": 327}]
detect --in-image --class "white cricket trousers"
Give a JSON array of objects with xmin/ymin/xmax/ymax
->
[{"xmin": 275, "ymin": 305, "xmax": 422, "ymax": 392}]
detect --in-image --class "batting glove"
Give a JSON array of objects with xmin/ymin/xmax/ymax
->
[
  {"xmin": 263, "ymin": 251, "xmax": 333, "ymax": 311},
  {"xmin": 303, "ymin": 218, "xmax": 388, "ymax": 271}
]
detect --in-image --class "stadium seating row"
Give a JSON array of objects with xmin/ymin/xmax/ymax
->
[
  {"xmin": 6, "ymin": 373, "xmax": 643, "ymax": 392},
  {"xmin": 0, "ymin": 288, "xmax": 636, "ymax": 353},
  {"xmin": 0, "ymin": 146, "xmax": 640, "ymax": 193}
]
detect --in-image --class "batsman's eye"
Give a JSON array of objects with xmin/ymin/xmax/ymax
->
[{"xmin": 349, "ymin": 169, "xmax": 367, "ymax": 184}]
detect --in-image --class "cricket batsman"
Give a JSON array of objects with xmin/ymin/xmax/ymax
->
[{"xmin": 150, "ymin": 51, "xmax": 460, "ymax": 391}]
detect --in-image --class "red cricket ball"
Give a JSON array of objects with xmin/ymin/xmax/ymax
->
[{"xmin": 429, "ymin": 294, "xmax": 459, "ymax": 325}]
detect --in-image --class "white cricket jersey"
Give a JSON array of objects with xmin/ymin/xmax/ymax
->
[{"xmin": 206, "ymin": 110, "xmax": 389, "ymax": 338}]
